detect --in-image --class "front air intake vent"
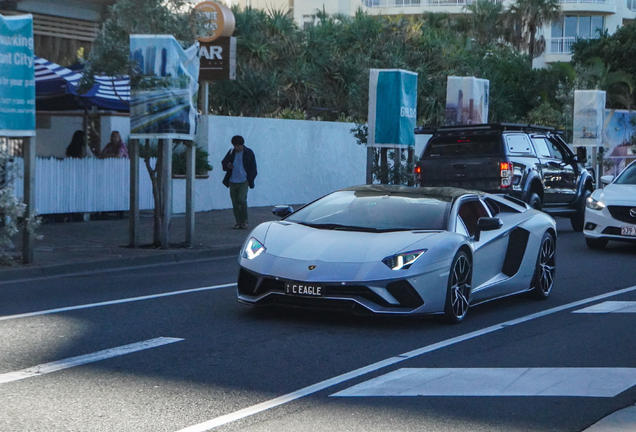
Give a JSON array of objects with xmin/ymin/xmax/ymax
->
[{"xmin": 386, "ymin": 280, "xmax": 424, "ymax": 308}]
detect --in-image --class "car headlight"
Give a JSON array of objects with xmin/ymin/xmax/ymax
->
[
  {"xmin": 382, "ymin": 249, "xmax": 427, "ymax": 270},
  {"xmin": 586, "ymin": 196, "xmax": 606, "ymax": 210},
  {"xmin": 242, "ymin": 237, "xmax": 266, "ymax": 259}
]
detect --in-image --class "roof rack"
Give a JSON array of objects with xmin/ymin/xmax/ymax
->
[{"xmin": 414, "ymin": 123, "xmax": 561, "ymax": 135}]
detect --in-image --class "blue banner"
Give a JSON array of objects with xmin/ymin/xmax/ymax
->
[
  {"xmin": 368, "ymin": 69, "xmax": 418, "ymax": 148},
  {"xmin": 0, "ymin": 14, "xmax": 35, "ymax": 136},
  {"xmin": 129, "ymin": 35, "xmax": 200, "ymax": 140}
]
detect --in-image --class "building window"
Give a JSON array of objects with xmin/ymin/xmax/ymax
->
[{"xmin": 549, "ymin": 15, "xmax": 604, "ymax": 54}]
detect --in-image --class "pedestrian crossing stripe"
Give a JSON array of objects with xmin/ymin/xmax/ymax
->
[
  {"xmin": 573, "ymin": 301, "xmax": 636, "ymax": 314},
  {"xmin": 330, "ymin": 368, "xmax": 636, "ymax": 398}
]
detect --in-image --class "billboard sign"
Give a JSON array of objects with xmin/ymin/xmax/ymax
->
[
  {"xmin": 199, "ymin": 36, "xmax": 236, "ymax": 81},
  {"xmin": 445, "ymin": 76, "xmax": 489, "ymax": 126},
  {"xmin": 129, "ymin": 35, "xmax": 200, "ymax": 140},
  {"xmin": 573, "ymin": 90, "xmax": 606, "ymax": 147},
  {"xmin": 0, "ymin": 14, "xmax": 35, "ymax": 137},
  {"xmin": 368, "ymin": 69, "xmax": 418, "ymax": 148},
  {"xmin": 194, "ymin": 1, "xmax": 235, "ymax": 43}
]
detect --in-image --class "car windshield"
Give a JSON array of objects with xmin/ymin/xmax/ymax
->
[
  {"xmin": 614, "ymin": 163, "xmax": 636, "ymax": 185},
  {"xmin": 285, "ymin": 190, "xmax": 450, "ymax": 231}
]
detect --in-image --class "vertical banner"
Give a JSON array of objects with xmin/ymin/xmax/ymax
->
[
  {"xmin": 129, "ymin": 35, "xmax": 200, "ymax": 139},
  {"xmin": 0, "ymin": 14, "xmax": 35, "ymax": 136},
  {"xmin": 445, "ymin": 76, "xmax": 489, "ymax": 126},
  {"xmin": 368, "ymin": 69, "xmax": 418, "ymax": 148},
  {"xmin": 573, "ymin": 90, "xmax": 606, "ymax": 147}
]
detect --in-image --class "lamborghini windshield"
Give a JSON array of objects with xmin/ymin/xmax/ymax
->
[{"xmin": 285, "ymin": 190, "xmax": 450, "ymax": 231}]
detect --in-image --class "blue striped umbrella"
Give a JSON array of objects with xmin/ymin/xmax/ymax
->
[{"xmin": 35, "ymin": 56, "xmax": 129, "ymax": 111}]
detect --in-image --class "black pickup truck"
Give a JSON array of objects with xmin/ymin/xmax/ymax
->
[{"xmin": 414, "ymin": 123, "xmax": 595, "ymax": 231}]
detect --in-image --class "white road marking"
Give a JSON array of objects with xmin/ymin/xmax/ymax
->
[
  {"xmin": 0, "ymin": 337, "xmax": 183, "ymax": 385},
  {"xmin": 175, "ymin": 285, "xmax": 636, "ymax": 432},
  {"xmin": 0, "ymin": 283, "xmax": 236, "ymax": 321},
  {"xmin": 330, "ymin": 367, "xmax": 636, "ymax": 398},
  {"xmin": 573, "ymin": 301, "xmax": 636, "ymax": 314}
]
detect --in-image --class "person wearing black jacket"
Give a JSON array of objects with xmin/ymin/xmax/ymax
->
[{"xmin": 222, "ymin": 135, "xmax": 258, "ymax": 229}]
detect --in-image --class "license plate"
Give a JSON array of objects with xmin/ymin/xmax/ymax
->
[
  {"xmin": 285, "ymin": 282, "xmax": 323, "ymax": 297},
  {"xmin": 621, "ymin": 226, "xmax": 636, "ymax": 237}
]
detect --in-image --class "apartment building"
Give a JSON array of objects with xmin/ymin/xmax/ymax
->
[
  {"xmin": 291, "ymin": 0, "xmax": 636, "ymax": 68},
  {"xmin": 0, "ymin": 0, "xmax": 114, "ymax": 66}
]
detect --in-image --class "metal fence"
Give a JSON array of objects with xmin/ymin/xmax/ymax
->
[{"xmin": 10, "ymin": 157, "xmax": 156, "ymax": 215}]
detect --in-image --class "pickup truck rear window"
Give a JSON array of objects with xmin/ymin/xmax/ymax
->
[{"xmin": 423, "ymin": 136, "xmax": 500, "ymax": 157}]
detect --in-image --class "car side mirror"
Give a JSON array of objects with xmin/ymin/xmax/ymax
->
[
  {"xmin": 600, "ymin": 175, "xmax": 614, "ymax": 186},
  {"xmin": 475, "ymin": 217, "xmax": 502, "ymax": 241},
  {"xmin": 575, "ymin": 146, "xmax": 587, "ymax": 163},
  {"xmin": 272, "ymin": 205, "xmax": 294, "ymax": 218}
]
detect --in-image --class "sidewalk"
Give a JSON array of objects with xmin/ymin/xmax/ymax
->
[{"xmin": 0, "ymin": 205, "xmax": 291, "ymax": 282}]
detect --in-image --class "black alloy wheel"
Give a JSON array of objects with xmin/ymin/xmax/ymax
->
[
  {"xmin": 531, "ymin": 231, "xmax": 556, "ymax": 300},
  {"xmin": 444, "ymin": 251, "xmax": 472, "ymax": 323},
  {"xmin": 528, "ymin": 192, "xmax": 542, "ymax": 210}
]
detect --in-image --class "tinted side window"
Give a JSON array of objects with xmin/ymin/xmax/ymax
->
[
  {"xmin": 424, "ymin": 135, "xmax": 501, "ymax": 157},
  {"xmin": 531, "ymin": 138, "xmax": 552, "ymax": 158},
  {"xmin": 547, "ymin": 139, "xmax": 571, "ymax": 161},
  {"xmin": 506, "ymin": 134, "xmax": 535, "ymax": 155}
]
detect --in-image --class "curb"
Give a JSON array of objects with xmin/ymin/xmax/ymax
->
[{"xmin": 0, "ymin": 245, "xmax": 242, "ymax": 283}]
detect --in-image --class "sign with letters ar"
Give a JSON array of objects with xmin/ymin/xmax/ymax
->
[
  {"xmin": 0, "ymin": 14, "xmax": 35, "ymax": 136},
  {"xmin": 368, "ymin": 69, "xmax": 418, "ymax": 148},
  {"xmin": 198, "ymin": 36, "xmax": 236, "ymax": 81}
]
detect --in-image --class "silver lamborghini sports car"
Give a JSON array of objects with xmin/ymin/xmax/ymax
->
[{"xmin": 237, "ymin": 185, "xmax": 557, "ymax": 323}]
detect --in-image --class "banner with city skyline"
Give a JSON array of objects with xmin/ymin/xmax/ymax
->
[{"xmin": 129, "ymin": 35, "xmax": 199, "ymax": 140}]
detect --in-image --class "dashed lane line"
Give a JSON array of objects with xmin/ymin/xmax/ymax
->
[
  {"xmin": 331, "ymin": 367, "xmax": 636, "ymax": 398},
  {"xmin": 573, "ymin": 301, "xmax": 636, "ymax": 314},
  {"xmin": 0, "ymin": 337, "xmax": 183, "ymax": 385},
  {"xmin": 0, "ymin": 283, "xmax": 236, "ymax": 321},
  {"xmin": 176, "ymin": 284, "xmax": 636, "ymax": 432}
]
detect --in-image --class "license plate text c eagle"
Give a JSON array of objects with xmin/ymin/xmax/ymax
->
[{"xmin": 285, "ymin": 282, "xmax": 323, "ymax": 297}]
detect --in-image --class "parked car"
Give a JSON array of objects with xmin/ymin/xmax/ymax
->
[
  {"xmin": 237, "ymin": 185, "xmax": 557, "ymax": 323},
  {"xmin": 584, "ymin": 160, "xmax": 636, "ymax": 249},
  {"xmin": 414, "ymin": 123, "xmax": 595, "ymax": 231}
]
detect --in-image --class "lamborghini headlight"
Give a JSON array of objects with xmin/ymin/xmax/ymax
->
[
  {"xmin": 382, "ymin": 249, "xmax": 427, "ymax": 270},
  {"xmin": 243, "ymin": 237, "xmax": 266, "ymax": 260},
  {"xmin": 586, "ymin": 196, "xmax": 606, "ymax": 211}
]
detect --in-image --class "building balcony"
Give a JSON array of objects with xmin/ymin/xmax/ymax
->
[
  {"xmin": 559, "ymin": 0, "xmax": 616, "ymax": 14},
  {"xmin": 362, "ymin": 0, "xmax": 502, "ymax": 7},
  {"xmin": 546, "ymin": 37, "xmax": 580, "ymax": 54}
]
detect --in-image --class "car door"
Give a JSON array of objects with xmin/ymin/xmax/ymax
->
[
  {"xmin": 546, "ymin": 136, "xmax": 577, "ymax": 204},
  {"xmin": 531, "ymin": 136, "xmax": 563, "ymax": 204},
  {"xmin": 456, "ymin": 198, "xmax": 508, "ymax": 299}
]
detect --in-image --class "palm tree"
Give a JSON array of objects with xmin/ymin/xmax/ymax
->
[
  {"xmin": 505, "ymin": 0, "xmax": 561, "ymax": 60},
  {"xmin": 462, "ymin": 0, "xmax": 505, "ymax": 47}
]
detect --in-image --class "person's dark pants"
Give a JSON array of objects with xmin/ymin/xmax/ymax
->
[{"xmin": 229, "ymin": 181, "xmax": 249, "ymax": 225}]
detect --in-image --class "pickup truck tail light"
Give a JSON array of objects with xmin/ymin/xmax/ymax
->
[
  {"xmin": 500, "ymin": 161, "xmax": 512, "ymax": 188},
  {"xmin": 414, "ymin": 165, "xmax": 421, "ymax": 184}
]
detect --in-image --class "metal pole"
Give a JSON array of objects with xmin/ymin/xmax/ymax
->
[
  {"xmin": 129, "ymin": 138, "xmax": 140, "ymax": 247},
  {"xmin": 185, "ymin": 142, "xmax": 195, "ymax": 247},
  {"xmin": 160, "ymin": 139, "xmax": 173, "ymax": 249},
  {"xmin": 203, "ymin": 81, "xmax": 209, "ymax": 114},
  {"xmin": 22, "ymin": 136, "xmax": 35, "ymax": 263}
]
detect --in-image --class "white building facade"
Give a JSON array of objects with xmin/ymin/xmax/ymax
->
[{"xmin": 290, "ymin": 0, "xmax": 636, "ymax": 68}]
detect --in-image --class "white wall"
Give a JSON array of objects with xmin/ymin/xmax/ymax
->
[
  {"xmin": 33, "ymin": 113, "xmax": 421, "ymax": 213},
  {"xmin": 36, "ymin": 112, "xmax": 130, "ymax": 158},
  {"xmin": 172, "ymin": 115, "xmax": 368, "ymax": 212}
]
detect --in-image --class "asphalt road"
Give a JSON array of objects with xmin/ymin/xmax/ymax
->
[{"xmin": 1, "ymin": 218, "xmax": 635, "ymax": 432}]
